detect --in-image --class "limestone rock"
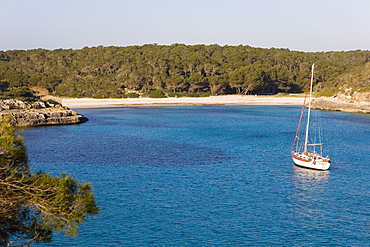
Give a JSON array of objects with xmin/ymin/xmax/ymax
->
[
  {"xmin": 0, "ymin": 99, "xmax": 88, "ymax": 126},
  {"xmin": 311, "ymin": 94, "xmax": 370, "ymax": 114}
]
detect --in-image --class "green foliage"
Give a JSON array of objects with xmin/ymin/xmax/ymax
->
[
  {"xmin": 182, "ymin": 92, "xmax": 212, "ymax": 97},
  {"xmin": 334, "ymin": 62, "xmax": 370, "ymax": 92},
  {"xmin": 1, "ymin": 46, "xmax": 370, "ymax": 98},
  {"xmin": 9, "ymin": 86, "xmax": 36, "ymax": 100},
  {"xmin": 125, "ymin": 92, "xmax": 140, "ymax": 98},
  {"xmin": 315, "ymin": 87, "xmax": 338, "ymax": 97},
  {"xmin": 0, "ymin": 86, "xmax": 39, "ymax": 101},
  {"xmin": 0, "ymin": 118, "xmax": 99, "ymax": 246},
  {"xmin": 166, "ymin": 91, "xmax": 183, "ymax": 98},
  {"xmin": 147, "ymin": 89, "xmax": 166, "ymax": 98}
]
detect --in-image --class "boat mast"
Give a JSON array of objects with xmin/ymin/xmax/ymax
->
[{"xmin": 304, "ymin": 64, "xmax": 314, "ymax": 153}]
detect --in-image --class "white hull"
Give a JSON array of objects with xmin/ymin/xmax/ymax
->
[
  {"xmin": 291, "ymin": 64, "xmax": 331, "ymax": 171},
  {"xmin": 292, "ymin": 152, "xmax": 330, "ymax": 170}
]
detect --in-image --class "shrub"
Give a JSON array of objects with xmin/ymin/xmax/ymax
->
[
  {"xmin": 148, "ymin": 90, "xmax": 166, "ymax": 98},
  {"xmin": 125, "ymin": 92, "xmax": 140, "ymax": 98}
]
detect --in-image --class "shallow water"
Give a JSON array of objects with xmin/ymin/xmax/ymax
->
[{"xmin": 23, "ymin": 105, "xmax": 370, "ymax": 246}]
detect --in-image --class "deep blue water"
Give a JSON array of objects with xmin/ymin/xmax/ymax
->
[{"xmin": 22, "ymin": 105, "xmax": 370, "ymax": 246}]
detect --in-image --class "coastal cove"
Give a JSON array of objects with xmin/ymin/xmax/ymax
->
[
  {"xmin": 24, "ymin": 105, "xmax": 370, "ymax": 246},
  {"xmin": 1, "ymin": 94, "xmax": 369, "ymax": 128}
]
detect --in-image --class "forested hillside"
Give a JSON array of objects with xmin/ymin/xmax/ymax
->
[{"xmin": 0, "ymin": 44, "xmax": 369, "ymax": 99}]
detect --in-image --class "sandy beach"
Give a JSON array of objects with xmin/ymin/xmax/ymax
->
[{"xmin": 59, "ymin": 95, "xmax": 304, "ymax": 108}]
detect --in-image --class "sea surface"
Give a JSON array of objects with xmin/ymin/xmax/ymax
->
[{"xmin": 23, "ymin": 105, "xmax": 370, "ymax": 246}]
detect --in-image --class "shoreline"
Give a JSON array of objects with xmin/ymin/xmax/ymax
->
[{"xmin": 59, "ymin": 95, "xmax": 305, "ymax": 108}]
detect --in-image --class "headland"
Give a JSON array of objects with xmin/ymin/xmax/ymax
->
[{"xmin": 0, "ymin": 99, "xmax": 88, "ymax": 127}]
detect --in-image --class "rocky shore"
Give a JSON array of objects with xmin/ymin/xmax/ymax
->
[
  {"xmin": 311, "ymin": 92, "xmax": 370, "ymax": 114},
  {"xmin": 0, "ymin": 99, "xmax": 88, "ymax": 127}
]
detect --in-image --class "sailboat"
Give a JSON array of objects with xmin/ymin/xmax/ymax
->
[{"xmin": 291, "ymin": 64, "xmax": 331, "ymax": 170}]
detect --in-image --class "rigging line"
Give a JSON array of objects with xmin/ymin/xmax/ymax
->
[
  {"xmin": 291, "ymin": 69, "xmax": 311, "ymax": 151},
  {"xmin": 304, "ymin": 64, "xmax": 314, "ymax": 153}
]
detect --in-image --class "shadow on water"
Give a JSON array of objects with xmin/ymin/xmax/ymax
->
[
  {"xmin": 28, "ymin": 132, "xmax": 232, "ymax": 166},
  {"xmin": 246, "ymin": 134, "xmax": 269, "ymax": 138}
]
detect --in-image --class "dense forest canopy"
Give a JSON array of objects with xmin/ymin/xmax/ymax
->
[{"xmin": 0, "ymin": 44, "xmax": 369, "ymax": 99}]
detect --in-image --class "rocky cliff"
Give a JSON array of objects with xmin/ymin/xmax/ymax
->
[
  {"xmin": 0, "ymin": 99, "xmax": 88, "ymax": 126},
  {"xmin": 311, "ymin": 92, "xmax": 370, "ymax": 114}
]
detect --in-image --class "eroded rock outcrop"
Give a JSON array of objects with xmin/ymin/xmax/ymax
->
[
  {"xmin": 311, "ymin": 92, "xmax": 370, "ymax": 114},
  {"xmin": 0, "ymin": 99, "xmax": 88, "ymax": 126}
]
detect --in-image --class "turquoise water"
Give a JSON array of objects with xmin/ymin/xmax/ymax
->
[{"xmin": 23, "ymin": 105, "xmax": 370, "ymax": 246}]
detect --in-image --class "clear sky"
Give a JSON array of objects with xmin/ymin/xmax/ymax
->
[{"xmin": 2, "ymin": 0, "xmax": 370, "ymax": 52}]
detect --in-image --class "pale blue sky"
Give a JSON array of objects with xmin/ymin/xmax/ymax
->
[{"xmin": 1, "ymin": 0, "xmax": 370, "ymax": 52}]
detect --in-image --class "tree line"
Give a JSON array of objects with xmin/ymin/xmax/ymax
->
[{"xmin": 1, "ymin": 44, "xmax": 370, "ymax": 99}]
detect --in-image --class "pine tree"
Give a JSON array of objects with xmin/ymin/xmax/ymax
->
[{"xmin": 0, "ymin": 117, "xmax": 99, "ymax": 246}]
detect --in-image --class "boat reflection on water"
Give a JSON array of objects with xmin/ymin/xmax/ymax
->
[
  {"xmin": 291, "ymin": 165, "xmax": 330, "ymax": 218},
  {"xmin": 292, "ymin": 165, "xmax": 330, "ymax": 186}
]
